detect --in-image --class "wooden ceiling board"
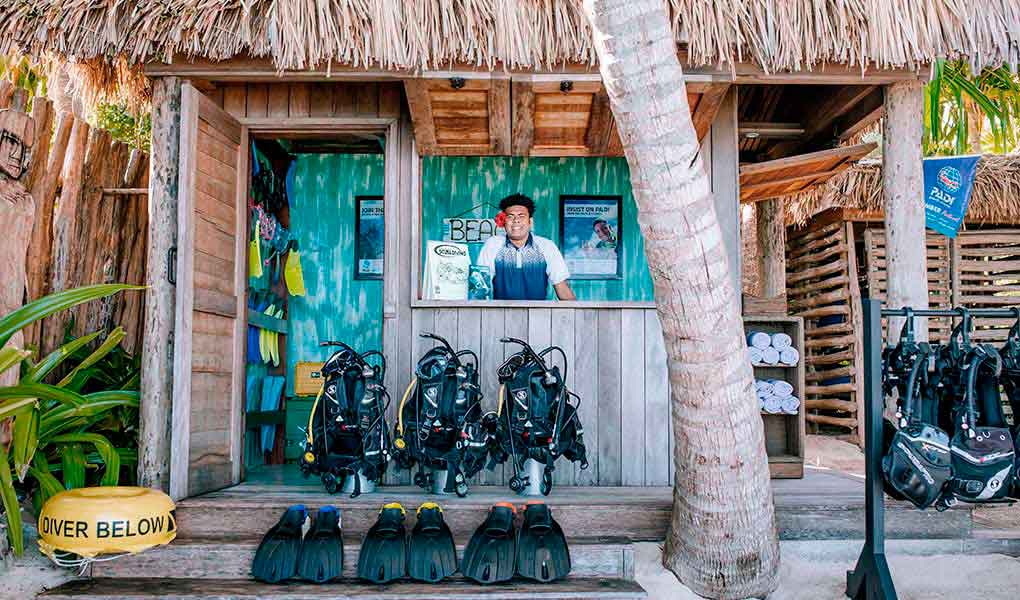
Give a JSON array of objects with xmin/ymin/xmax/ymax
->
[{"xmin": 738, "ymin": 142, "xmax": 876, "ymax": 203}]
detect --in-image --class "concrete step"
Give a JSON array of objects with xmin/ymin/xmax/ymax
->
[
  {"xmin": 92, "ymin": 537, "xmax": 635, "ymax": 580},
  {"xmin": 41, "ymin": 577, "xmax": 647, "ymax": 600},
  {"xmin": 173, "ymin": 484, "xmax": 975, "ymax": 544}
]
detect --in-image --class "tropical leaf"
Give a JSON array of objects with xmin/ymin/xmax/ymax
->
[
  {"xmin": 11, "ymin": 408, "xmax": 39, "ymax": 482},
  {"xmin": 38, "ymin": 391, "xmax": 139, "ymax": 439},
  {"xmin": 0, "ymin": 383, "xmax": 85, "ymax": 408},
  {"xmin": 50, "ymin": 433, "xmax": 121, "ymax": 486},
  {"xmin": 23, "ymin": 331, "xmax": 102, "ymax": 383},
  {"xmin": 57, "ymin": 327, "xmax": 126, "ymax": 389},
  {"xmin": 59, "ymin": 444, "xmax": 87, "ymax": 489},
  {"xmin": 0, "ymin": 346, "xmax": 31, "ymax": 377},
  {"xmin": 0, "ymin": 284, "xmax": 142, "ymax": 349},
  {"xmin": 0, "ymin": 445, "xmax": 23, "ymax": 556},
  {"xmin": 0, "ymin": 397, "xmax": 36, "ymax": 421},
  {"xmin": 28, "ymin": 455, "xmax": 64, "ymax": 514}
]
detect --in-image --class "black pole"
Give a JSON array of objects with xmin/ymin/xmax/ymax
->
[{"xmin": 846, "ymin": 298, "xmax": 898, "ymax": 600}]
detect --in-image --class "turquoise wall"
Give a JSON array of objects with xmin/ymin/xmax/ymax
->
[
  {"xmin": 285, "ymin": 153, "xmax": 385, "ymax": 394},
  {"xmin": 420, "ymin": 156, "xmax": 653, "ymax": 301}
]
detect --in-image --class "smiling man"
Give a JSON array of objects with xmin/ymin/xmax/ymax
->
[{"xmin": 477, "ymin": 193, "xmax": 576, "ymax": 301}]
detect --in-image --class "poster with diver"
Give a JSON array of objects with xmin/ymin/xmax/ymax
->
[
  {"xmin": 355, "ymin": 196, "xmax": 384, "ymax": 279},
  {"xmin": 559, "ymin": 195, "xmax": 622, "ymax": 279}
]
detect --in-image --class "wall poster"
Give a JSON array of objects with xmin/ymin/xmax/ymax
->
[
  {"xmin": 355, "ymin": 196, "xmax": 384, "ymax": 279},
  {"xmin": 559, "ymin": 195, "xmax": 622, "ymax": 279}
]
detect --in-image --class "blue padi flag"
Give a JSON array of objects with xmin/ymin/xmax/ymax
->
[{"xmin": 923, "ymin": 155, "xmax": 980, "ymax": 238}]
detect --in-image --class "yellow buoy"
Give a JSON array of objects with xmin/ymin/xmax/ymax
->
[{"xmin": 37, "ymin": 487, "xmax": 176, "ymax": 568}]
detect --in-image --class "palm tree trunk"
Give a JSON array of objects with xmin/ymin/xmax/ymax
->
[{"xmin": 581, "ymin": 1, "xmax": 779, "ymax": 598}]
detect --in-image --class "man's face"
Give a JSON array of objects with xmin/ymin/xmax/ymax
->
[
  {"xmin": 503, "ymin": 205, "xmax": 532, "ymax": 241},
  {"xmin": 594, "ymin": 221, "xmax": 612, "ymax": 241}
]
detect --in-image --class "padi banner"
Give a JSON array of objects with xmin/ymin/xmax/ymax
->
[{"xmin": 924, "ymin": 155, "xmax": 980, "ymax": 238}]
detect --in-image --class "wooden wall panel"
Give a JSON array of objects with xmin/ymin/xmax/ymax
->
[
  {"xmin": 214, "ymin": 82, "xmax": 396, "ymax": 120},
  {"xmin": 395, "ymin": 305, "xmax": 673, "ymax": 486}
]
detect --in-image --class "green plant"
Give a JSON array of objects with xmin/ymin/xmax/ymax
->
[
  {"xmin": 0, "ymin": 284, "xmax": 143, "ymax": 557},
  {"xmin": 925, "ymin": 60, "xmax": 1020, "ymax": 155},
  {"xmin": 95, "ymin": 103, "xmax": 151, "ymax": 152}
]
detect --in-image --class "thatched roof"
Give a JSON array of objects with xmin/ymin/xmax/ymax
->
[
  {"xmin": 3, "ymin": 0, "xmax": 1019, "ymax": 81},
  {"xmin": 786, "ymin": 154, "xmax": 1020, "ymax": 226}
]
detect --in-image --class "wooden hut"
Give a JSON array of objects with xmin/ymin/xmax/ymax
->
[
  {"xmin": 4, "ymin": 1, "xmax": 1019, "ymax": 596},
  {"xmin": 785, "ymin": 155, "xmax": 1020, "ymax": 442}
]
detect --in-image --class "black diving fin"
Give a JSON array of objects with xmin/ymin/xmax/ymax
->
[
  {"xmin": 407, "ymin": 502, "xmax": 457, "ymax": 582},
  {"xmin": 251, "ymin": 505, "xmax": 308, "ymax": 583},
  {"xmin": 461, "ymin": 502, "xmax": 516, "ymax": 584},
  {"xmin": 297, "ymin": 506, "xmax": 344, "ymax": 583},
  {"xmin": 516, "ymin": 501, "xmax": 571, "ymax": 582},
  {"xmin": 357, "ymin": 502, "xmax": 408, "ymax": 583}
]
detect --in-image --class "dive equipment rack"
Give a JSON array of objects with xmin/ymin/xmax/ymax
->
[{"xmin": 847, "ymin": 301, "xmax": 1019, "ymax": 600}]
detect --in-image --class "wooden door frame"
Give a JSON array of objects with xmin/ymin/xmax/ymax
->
[
  {"xmin": 170, "ymin": 83, "xmax": 250, "ymax": 500},
  {"xmin": 173, "ymin": 116, "xmax": 399, "ymax": 496}
]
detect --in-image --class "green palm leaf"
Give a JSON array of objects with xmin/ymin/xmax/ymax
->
[
  {"xmin": 50, "ymin": 433, "xmax": 121, "ymax": 486},
  {"xmin": 0, "ymin": 284, "xmax": 142, "ymax": 349},
  {"xmin": 23, "ymin": 331, "xmax": 102, "ymax": 383},
  {"xmin": 57, "ymin": 327, "xmax": 126, "ymax": 389},
  {"xmin": 0, "ymin": 445, "xmax": 23, "ymax": 556}
]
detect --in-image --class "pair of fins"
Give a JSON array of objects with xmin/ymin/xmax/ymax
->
[
  {"xmin": 461, "ymin": 501, "xmax": 571, "ymax": 584},
  {"xmin": 356, "ymin": 501, "xmax": 458, "ymax": 583},
  {"xmin": 251, "ymin": 505, "xmax": 344, "ymax": 583}
]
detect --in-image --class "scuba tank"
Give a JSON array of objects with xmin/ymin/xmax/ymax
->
[
  {"xmin": 392, "ymin": 332, "xmax": 499, "ymax": 497},
  {"xmin": 880, "ymin": 310, "xmax": 953, "ymax": 510},
  {"xmin": 493, "ymin": 337, "xmax": 589, "ymax": 496},
  {"xmin": 300, "ymin": 341, "xmax": 391, "ymax": 497}
]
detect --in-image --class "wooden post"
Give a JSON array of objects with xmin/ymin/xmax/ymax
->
[
  {"xmin": 43, "ymin": 116, "xmax": 91, "ymax": 353},
  {"xmin": 882, "ymin": 81, "xmax": 928, "ymax": 342},
  {"xmin": 756, "ymin": 198, "xmax": 786, "ymax": 298},
  {"xmin": 139, "ymin": 77, "xmax": 182, "ymax": 491},
  {"xmin": 23, "ymin": 99, "xmax": 55, "ymax": 350}
]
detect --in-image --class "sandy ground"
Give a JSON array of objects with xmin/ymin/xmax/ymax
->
[
  {"xmin": 634, "ymin": 541, "xmax": 1020, "ymax": 600},
  {"xmin": 804, "ymin": 434, "xmax": 865, "ymax": 476},
  {"xmin": 1, "ymin": 520, "xmax": 74, "ymax": 600}
]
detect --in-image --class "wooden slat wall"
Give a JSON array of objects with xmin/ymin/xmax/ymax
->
[
  {"xmin": 862, "ymin": 228, "xmax": 953, "ymax": 342},
  {"xmin": 214, "ymin": 82, "xmax": 402, "ymax": 119},
  {"xmin": 953, "ymin": 229, "xmax": 1020, "ymax": 343},
  {"xmin": 392, "ymin": 306, "xmax": 672, "ymax": 486},
  {"xmin": 786, "ymin": 222, "xmax": 859, "ymax": 440}
]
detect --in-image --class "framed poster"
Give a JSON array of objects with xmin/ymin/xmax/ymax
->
[
  {"xmin": 559, "ymin": 195, "xmax": 622, "ymax": 280},
  {"xmin": 355, "ymin": 196, "xmax": 384, "ymax": 280}
]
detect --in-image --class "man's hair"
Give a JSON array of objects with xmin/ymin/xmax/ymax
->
[{"xmin": 499, "ymin": 193, "xmax": 535, "ymax": 217}]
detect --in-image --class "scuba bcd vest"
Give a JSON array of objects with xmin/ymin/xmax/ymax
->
[
  {"xmin": 300, "ymin": 341, "xmax": 391, "ymax": 497},
  {"xmin": 393, "ymin": 332, "xmax": 499, "ymax": 496},
  {"xmin": 947, "ymin": 343, "xmax": 1015, "ymax": 503},
  {"xmin": 493, "ymin": 337, "xmax": 589, "ymax": 496},
  {"xmin": 881, "ymin": 313, "xmax": 953, "ymax": 510},
  {"xmin": 998, "ymin": 308, "xmax": 1020, "ymax": 496}
]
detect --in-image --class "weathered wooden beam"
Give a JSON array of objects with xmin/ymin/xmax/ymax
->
[
  {"xmin": 402, "ymin": 79, "xmax": 436, "ymax": 155},
  {"xmin": 585, "ymin": 87, "xmax": 614, "ymax": 155},
  {"xmin": 882, "ymin": 81, "xmax": 928, "ymax": 342},
  {"xmin": 487, "ymin": 77, "xmax": 511, "ymax": 155},
  {"xmin": 139, "ymin": 76, "xmax": 182, "ymax": 492},
  {"xmin": 837, "ymin": 89, "xmax": 885, "ymax": 143},
  {"xmin": 511, "ymin": 80, "xmax": 535, "ymax": 156},
  {"xmin": 691, "ymin": 83, "xmax": 730, "ymax": 141},
  {"xmin": 768, "ymin": 85, "xmax": 878, "ymax": 157},
  {"xmin": 738, "ymin": 122, "xmax": 805, "ymax": 139},
  {"xmin": 756, "ymin": 199, "xmax": 786, "ymax": 298},
  {"xmin": 740, "ymin": 168, "xmax": 846, "ymax": 202}
]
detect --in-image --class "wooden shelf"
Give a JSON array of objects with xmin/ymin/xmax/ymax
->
[
  {"xmin": 248, "ymin": 311, "xmax": 287, "ymax": 333},
  {"xmin": 745, "ymin": 315, "xmax": 806, "ymax": 480}
]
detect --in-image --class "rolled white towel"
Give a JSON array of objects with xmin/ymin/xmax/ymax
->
[
  {"xmin": 748, "ymin": 346, "xmax": 764, "ymax": 364},
  {"xmin": 780, "ymin": 347, "xmax": 800, "ymax": 366},
  {"xmin": 762, "ymin": 395, "xmax": 783, "ymax": 414},
  {"xmin": 747, "ymin": 331, "xmax": 772, "ymax": 350},
  {"xmin": 769, "ymin": 379, "xmax": 794, "ymax": 398},
  {"xmin": 760, "ymin": 347, "xmax": 781, "ymax": 365},
  {"xmin": 755, "ymin": 379, "xmax": 774, "ymax": 394},
  {"xmin": 781, "ymin": 395, "xmax": 801, "ymax": 414},
  {"xmin": 771, "ymin": 332, "xmax": 793, "ymax": 350}
]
